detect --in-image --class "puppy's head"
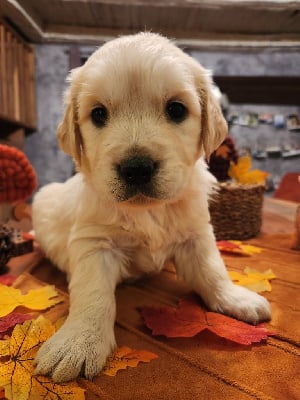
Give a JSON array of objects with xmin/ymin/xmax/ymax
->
[{"xmin": 58, "ymin": 33, "xmax": 227, "ymax": 206}]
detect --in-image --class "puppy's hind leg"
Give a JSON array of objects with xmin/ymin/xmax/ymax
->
[{"xmin": 174, "ymin": 225, "xmax": 271, "ymax": 324}]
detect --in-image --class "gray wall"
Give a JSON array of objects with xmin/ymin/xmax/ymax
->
[
  {"xmin": 26, "ymin": 44, "xmax": 300, "ymax": 190},
  {"xmin": 25, "ymin": 45, "xmax": 74, "ymax": 188}
]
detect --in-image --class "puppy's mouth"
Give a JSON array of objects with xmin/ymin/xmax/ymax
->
[
  {"xmin": 116, "ymin": 185, "xmax": 162, "ymax": 206},
  {"xmin": 125, "ymin": 193, "xmax": 161, "ymax": 206},
  {"xmin": 114, "ymin": 155, "xmax": 164, "ymax": 206}
]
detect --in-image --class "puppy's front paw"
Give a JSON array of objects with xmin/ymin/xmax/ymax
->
[
  {"xmin": 34, "ymin": 323, "xmax": 116, "ymax": 382},
  {"xmin": 210, "ymin": 284, "xmax": 271, "ymax": 324}
]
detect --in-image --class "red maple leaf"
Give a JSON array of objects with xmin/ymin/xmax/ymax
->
[
  {"xmin": 0, "ymin": 313, "xmax": 32, "ymax": 339},
  {"xmin": 140, "ymin": 297, "xmax": 273, "ymax": 345},
  {"xmin": 0, "ymin": 274, "xmax": 16, "ymax": 286}
]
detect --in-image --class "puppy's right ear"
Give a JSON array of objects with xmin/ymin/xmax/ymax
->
[{"xmin": 57, "ymin": 68, "xmax": 84, "ymax": 166}]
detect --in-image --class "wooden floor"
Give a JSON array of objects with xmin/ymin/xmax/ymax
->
[{"xmin": 7, "ymin": 197, "xmax": 300, "ymax": 400}]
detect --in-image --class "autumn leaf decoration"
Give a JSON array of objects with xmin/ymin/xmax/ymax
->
[
  {"xmin": 0, "ymin": 284, "xmax": 63, "ymax": 318},
  {"xmin": 228, "ymin": 155, "xmax": 269, "ymax": 185},
  {"xmin": 103, "ymin": 346, "xmax": 158, "ymax": 377},
  {"xmin": 0, "ymin": 313, "xmax": 32, "ymax": 339},
  {"xmin": 229, "ymin": 268, "xmax": 276, "ymax": 293},
  {"xmin": 0, "ymin": 276, "xmax": 158, "ymax": 398},
  {"xmin": 140, "ymin": 297, "xmax": 273, "ymax": 345},
  {"xmin": 217, "ymin": 240, "xmax": 262, "ymax": 256},
  {"xmin": 0, "ymin": 316, "xmax": 85, "ymax": 400},
  {"xmin": 0, "ymin": 275, "xmax": 16, "ymax": 286}
]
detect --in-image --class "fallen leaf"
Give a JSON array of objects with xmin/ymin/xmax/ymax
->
[
  {"xmin": 217, "ymin": 240, "xmax": 262, "ymax": 256},
  {"xmin": 0, "ymin": 275, "xmax": 16, "ymax": 286},
  {"xmin": 0, "ymin": 313, "xmax": 33, "ymax": 339},
  {"xmin": 0, "ymin": 316, "xmax": 85, "ymax": 400},
  {"xmin": 228, "ymin": 155, "xmax": 269, "ymax": 184},
  {"xmin": 0, "ymin": 388, "xmax": 5, "ymax": 399},
  {"xmin": 215, "ymin": 144, "xmax": 231, "ymax": 159},
  {"xmin": 0, "ymin": 284, "xmax": 62, "ymax": 318},
  {"xmin": 102, "ymin": 346, "xmax": 158, "ymax": 376},
  {"xmin": 140, "ymin": 297, "xmax": 273, "ymax": 345},
  {"xmin": 229, "ymin": 268, "xmax": 276, "ymax": 293}
]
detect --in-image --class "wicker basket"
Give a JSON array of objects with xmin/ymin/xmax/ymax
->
[{"xmin": 209, "ymin": 182, "xmax": 265, "ymax": 240}]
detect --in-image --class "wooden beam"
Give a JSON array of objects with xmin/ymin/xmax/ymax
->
[{"xmin": 214, "ymin": 76, "xmax": 300, "ymax": 105}]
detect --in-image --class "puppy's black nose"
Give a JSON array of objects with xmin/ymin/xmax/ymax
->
[{"xmin": 118, "ymin": 157, "xmax": 157, "ymax": 185}]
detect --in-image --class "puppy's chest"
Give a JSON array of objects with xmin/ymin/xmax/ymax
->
[
  {"xmin": 116, "ymin": 220, "xmax": 172, "ymax": 252},
  {"xmin": 123, "ymin": 208, "xmax": 190, "ymax": 246},
  {"xmin": 114, "ymin": 228, "xmax": 173, "ymax": 275}
]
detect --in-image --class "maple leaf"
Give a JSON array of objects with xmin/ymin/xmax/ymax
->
[
  {"xmin": 140, "ymin": 297, "xmax": 273, "ymax": 345},
  {"xmin": 228, "ymin": 155, "xmax": 269, "ymax": 184},
  {"xmin": 217, "ymin": 240, "xmax": 262, "ymax": 256},
  {"xmin": 215, "ymin": 144, "xmax": 231, "ymax": 159},
  {"xmin": 0, "ymin": 284, "xmax": 62, "ymax": 318},
  {"xmin": 229, "ymin": 268, "xmax": 276, "ymax": 293},
  {"xmin": 102, "ymin": 346, "xmax": 158, "ymax": 376},
  {"xmin": 0, "ymin": 316, "xmax": 85, "ymax": 400},
  {"xmin": 0, "ymin": 275, "xmax": 16, "ymax": 286},
  {"xmin": 0, "ymin": 313, "xmax": 32, "ymax": 339}
]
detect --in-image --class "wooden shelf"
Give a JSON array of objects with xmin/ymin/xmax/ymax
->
[
  {"xmin": 0, "ymin": 113, "xmax": 35, "ymax": 136},
  {"xmin": 0, "ymin": 20, "xmax": 36, "ymax": 136}
]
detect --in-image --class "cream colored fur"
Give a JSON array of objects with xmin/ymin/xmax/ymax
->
[{"xmin": 32, "ymin": 33, "xmax": 270, "ymax": 382}]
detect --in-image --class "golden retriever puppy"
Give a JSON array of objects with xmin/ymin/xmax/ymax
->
[{"xmin": 32, "ymin": 32, "xmax": 270, "ymax": 382}]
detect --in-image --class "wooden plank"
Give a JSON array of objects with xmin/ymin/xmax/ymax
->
[
  {"xmin": 27, "ymin": 49, "xmax": 36, "ymax": 127},
  {"xmin": 0, "ymin": 20, "xmax": 36, "ymax": 135},
  {"xmin": 214, "ymin": 76, "xmax": 300, "ymax": 105},
  {"xmin": 12, "ymin": 36, "xmax": 20, "ymax": 121},
  {"xmin": 0, "ymin": 24, "xmax": 8, "ymax": 116},
  {"xmin": 6, "ymin": 29, "xmax": 13, "ymax": 120},
  {"xmin": 21, "ymin": 43, "xmax": 27, "ymax": 124}
]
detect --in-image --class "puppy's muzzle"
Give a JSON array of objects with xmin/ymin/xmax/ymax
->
[{"xmin": 117, "ymin": 156, "xmax": 158, "ymax": 186}]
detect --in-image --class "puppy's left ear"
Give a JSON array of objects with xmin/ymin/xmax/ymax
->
[
  {"xmin": 190, "ymin": 62, "xmax": 228, "ymax": 157},
  {"xmin": 200, "ymin": 81, "xmax": 228, "ymax": 157}
]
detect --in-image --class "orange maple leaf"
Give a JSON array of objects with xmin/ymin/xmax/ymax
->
[
  {"xmin": 140, "ymin": 297, "xmax": 273, "ymax": 345},
  {"xmin": 0, "ymin": 316, "xmax": 85, "ymax": 400},
  {"xmin": 217, "ymin": 240, "xmax": 262, "ymax": 256},
  {"xmin": 102, "ymin": 346, "xmax": 158, "ymax": 376},
  {"xmin": 215, "ymin": 144, "xmax": 231, "ymax": 159}
]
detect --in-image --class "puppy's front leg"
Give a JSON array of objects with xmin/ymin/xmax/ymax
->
[
  {"xmin": 35, "ymin": 235, "xmax": 122, "ymax": 382},
  {"xmin": 174, "ymin": 225, "xmax": 271, "ymax": 324}
]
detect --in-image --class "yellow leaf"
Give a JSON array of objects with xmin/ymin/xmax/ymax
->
[
  {"xmin": 0, "ymin": 284, "xmax": 62, "ymax": 318},
  {"xmin": 228, "ymin": 155, "xmax": 269, "ymax": 184},
  {"xmin": 0, "ymin": 341, "xmax": 10, "ymax": 358},
  {"xmin": 229, "ymin": 268, "xmax": 276, "ymax": 293},
  {"xmin": 103, "ymin": 346, "xmax": 158, "ymax": 376},
  {"xmin": 0, "ymin": 316, "xmax": 85, "ymax": 400}
]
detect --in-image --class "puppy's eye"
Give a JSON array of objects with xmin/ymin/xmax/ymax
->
[
  {"xmin": 166, "ymin": 101, "xmax": 188, "ymax": 123},
  {"xmin": 91, "ymin": 106, "xmax": 108, "ymax": 127}
]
